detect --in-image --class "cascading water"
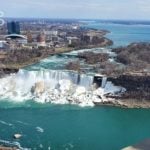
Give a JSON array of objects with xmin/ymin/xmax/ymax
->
[
  {"xmin": 15, "ymin": 69, "xmax": 94, "ymax": 88},
  {"xmin": 0, "ymin": 69, "xmax": 126, "ymax": 106},
  {"xmin": 101, "ymin": 77, "xmax": 107, "ymax": 88},
  {"xmin": 0, "ymin": 69, "xmax": 96, "ymax": 106}
]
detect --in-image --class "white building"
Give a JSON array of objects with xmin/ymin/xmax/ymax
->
[{"xmin": 45, "ymin": 31, "xmax": 58, "ymax": 36}]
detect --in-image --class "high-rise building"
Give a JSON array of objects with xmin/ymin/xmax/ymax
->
[{"xmin": 7, "ymin": 21, "xmax": 20, "ymax": 35}]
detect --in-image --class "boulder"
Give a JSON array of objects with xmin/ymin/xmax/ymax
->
[
  {"xmin": 13, "ymin": 134, "xmax": 22, "ymax": 139},
  {"xmin": 31, "ymin": 81, "xmax": 45, "ymax": 95},
  {"xmin": 75, "ymin": 86, "xmax": 86, "ymax": 96}
]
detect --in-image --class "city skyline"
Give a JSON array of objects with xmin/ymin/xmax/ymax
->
[{"xmin": 1, "ymin": 0, "xmax": 150, "ymax": 20}]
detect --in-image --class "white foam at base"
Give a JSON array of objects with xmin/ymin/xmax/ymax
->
[
  {"xmin": 0, "ymin": 69, "xmax": 126, "ymax": 107},
  {"xmin": 0, "ymin": 139, "xmax": 30, "ymax": 150}
]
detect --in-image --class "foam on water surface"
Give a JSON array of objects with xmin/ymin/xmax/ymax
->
[
  {"xmin": 36, "ymin": 127, "xmax": 44, "ymax": 133},
  {"xmin": 0, "ymin": 120, "xmax": 13, "ymax": 126},
  {"xmin": 0, "ymin": 139, "xmax": 30, "ymax": 150}
]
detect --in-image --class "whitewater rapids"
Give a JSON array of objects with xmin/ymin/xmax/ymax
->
[{"xmin": 0, "ymin": 69, "xmax": 125, "ymax": 107}]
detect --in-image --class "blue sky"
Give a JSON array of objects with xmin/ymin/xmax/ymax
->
[{"xmin": 1, "ymin": 0, "xmax": 150, "ymax": 20}]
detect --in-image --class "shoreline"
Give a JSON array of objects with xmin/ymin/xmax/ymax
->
[
  {"xmin": 95, "ymin": 99, "xmax": 150, "ymax": 109},
  {"xmin": 0, "ymin": 146, "xmax": 17, "ymax": 150}
]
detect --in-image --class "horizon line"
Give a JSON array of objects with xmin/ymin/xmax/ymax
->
[{"xmin": 3, "ymin": 17, "xmax": 150, "ymax": 22}]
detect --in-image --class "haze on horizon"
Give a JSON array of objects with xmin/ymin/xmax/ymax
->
[{"xmin": 1, "ymin": 0, "xmax": 150, "ymax": 20}]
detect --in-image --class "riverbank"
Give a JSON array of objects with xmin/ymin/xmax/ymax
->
[
  {"xmin": 0, "ymin": 146, "xmax": 17, "ymax": 150},
  {"xmin": 94, "ymin": 73, "xmax": 150, "ymax": 108},
  {"xmin": 0, "ymin": 37, "xmax": 112, "ymax": 76},
  {"xmin": 0, "ymin": 47, "xmax": 73, "ymax": 70},
  {"xmin": 95, "ymin": 99, "xmax": 150, "ymax": 109}
]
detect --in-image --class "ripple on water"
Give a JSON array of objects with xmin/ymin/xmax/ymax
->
[
  {"xmin": 0, "ymin": 120, "xmax": 13, "ymax": 126},
  {"xmin": 36, "ymin": 127, "xmax": 44, "ymax": 133}
]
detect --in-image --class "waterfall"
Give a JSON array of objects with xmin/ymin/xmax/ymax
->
[
  {"xmin": 15, "ymin": 69, "xmax": 94, "ymax": 88},
  {"xmin": 0, "ymin": 69, "xmax": 126, "ymax": 107},
  {"xmin": 0, "ymin": 69, "xmax": 94, "ymax": 99},
  {"xmin": 78, "ymin": 74, "xmax": 94, "ymax": 88},
  {"xmin": 101, "ymin": 77, "xmax": 107, "ymax": 88}
]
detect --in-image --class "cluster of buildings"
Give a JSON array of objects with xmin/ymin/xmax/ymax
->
[
  {"xmin": 0, "ymin": 21, "xmax": 50, "ymax": 50},
  {"xmin": 0, "ymin": 21, "xmax": 27, "ymax": 50},
  {"xmin": 0, "ymin": 21, "xmax": 80, "ymax": 51},
  {"xmin": 0, "ymin": 20, "xmax": 103, "ymax": 51}
]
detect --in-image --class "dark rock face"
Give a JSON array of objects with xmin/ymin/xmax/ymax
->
[
  {"xmin": 93, "ymin": 76, "xmax": 103, "ymax": 87},
  {"xmin": 0, "ymin": 68, "xmax": 18, "ymax": 77},
  {"xmin": 109, "ymin": 75, "xmax": 150, "ymax": 100}
]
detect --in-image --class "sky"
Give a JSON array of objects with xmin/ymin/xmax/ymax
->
[{"xmin": 1, "ymin": 0, "xmax": 150, "ymax": 20}]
